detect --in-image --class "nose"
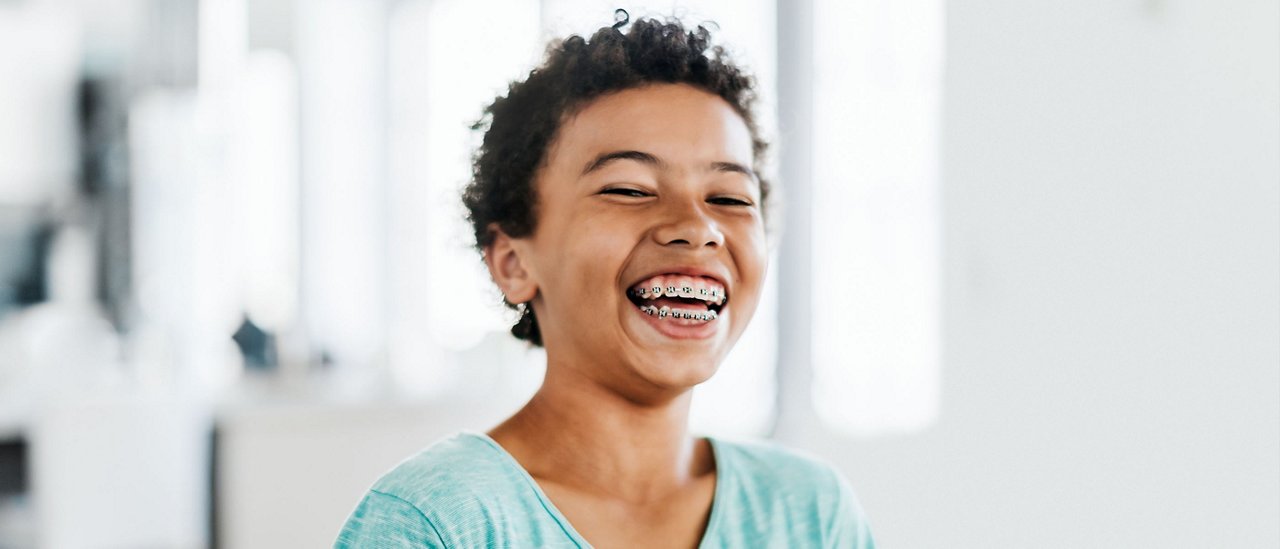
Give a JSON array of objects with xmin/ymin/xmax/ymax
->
[{"xmin": 652, "ymin": 196, "xmax": 725, "ymax": 249}]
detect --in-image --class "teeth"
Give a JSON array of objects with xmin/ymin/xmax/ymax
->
[
  {"xmin": 630, "ymin": 275, "xmax": 727, "ymax": 305},
  {"xmin": 637, "ymin": 304, "xmax": 717, "ymax": 323}
]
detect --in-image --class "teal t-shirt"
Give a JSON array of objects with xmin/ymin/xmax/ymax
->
[{"xmin": 336, "ymin": 432, "xmax": 876, "ymax": 548}]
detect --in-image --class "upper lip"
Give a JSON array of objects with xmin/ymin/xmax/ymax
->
[{"xmin": 626, "ymin": 265, "xmax": 732, "ymax": 300}]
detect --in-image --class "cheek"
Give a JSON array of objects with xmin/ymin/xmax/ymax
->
[
  {"xmin": 727, "ymin": 229, "xmax": 770, "ymax": 324},
  {"xmin": 734, "ymin": 226, "xmax": 770, "ymax": 285},
  {"xmin": 544, "ymin": 215, "xmax": 636, "ymax": 298}
]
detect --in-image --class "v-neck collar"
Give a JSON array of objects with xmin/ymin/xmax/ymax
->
[{"xmin": 464, "ymin": 431, "xmax": 730, "ymax": 548}]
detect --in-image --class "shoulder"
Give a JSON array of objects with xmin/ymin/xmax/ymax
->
[
  {"xmin": 368, "ymin": 432, "xmax": 519, "ymax": 507},
  {"xmin": 338, "ymin": 432, "xmax": 540, "ymax": 548},
  {"xmin": 712, "ymin": 437, "xmax": 877, "ymax": 548},
  {"xmin": 713, "ymin": 436, "xmax": 845, "ymax": 496},
  {"xmin": 336, "ymin": 489, "xmax": 444, "ymax": 548}
]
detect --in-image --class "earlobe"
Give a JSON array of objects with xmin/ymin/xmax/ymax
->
[{"xmin": 484, "ymin": 223, "xmax": 538, "ymax": 305}]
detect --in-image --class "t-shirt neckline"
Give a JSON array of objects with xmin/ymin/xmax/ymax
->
[{"xmin": 462, "ymin": 431, "xmax": 729, "ymax": 549}]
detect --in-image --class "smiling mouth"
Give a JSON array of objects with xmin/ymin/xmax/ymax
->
[{"xmin": 625, "ymin": 274, "xmax": 727, "ymax": 324}]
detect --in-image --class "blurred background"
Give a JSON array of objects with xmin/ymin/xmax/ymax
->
[{"xmin": 0, "ymin": 0, "xmax": 1275, "ymax": 547}]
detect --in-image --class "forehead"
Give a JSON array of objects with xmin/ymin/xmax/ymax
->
[{"xmin": 548, "ymin": 83, "xmax": 756, "ymax": 172}]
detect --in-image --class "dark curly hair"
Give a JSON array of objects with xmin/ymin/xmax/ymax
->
[{"xmin": 462, "ymin": 12, "xmax": 771, "ymax": 347}]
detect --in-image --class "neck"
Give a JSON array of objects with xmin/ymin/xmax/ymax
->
[{"xmin": 488, "ymin": 357, "xmax": 711, "ymax": 503}]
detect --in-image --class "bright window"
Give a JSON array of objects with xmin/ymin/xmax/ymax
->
[{"xmin": 810, "ymin": 0, "xmax": 944, "ymax": 435}]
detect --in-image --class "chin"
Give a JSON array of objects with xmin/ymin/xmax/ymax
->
[{"xmin": 630, "ymin": 351, "xmax": 724, "ymax": 393}]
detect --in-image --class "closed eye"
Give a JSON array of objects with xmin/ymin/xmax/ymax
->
[
  {"xmin": 600, "ymin": 188, "xmax": 652, "ymax": 198},
  {"xmin": 708, "ymin": 196, "xmax": 754, "ymax": 207}
]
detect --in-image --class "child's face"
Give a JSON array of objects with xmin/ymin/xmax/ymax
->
[{"xmin": 520, "ymin": 83, "xmax": 767, "ymax": 397}]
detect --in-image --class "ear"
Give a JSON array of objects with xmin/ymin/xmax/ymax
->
[{"xmin": 483, "ymin": 223, "xmax": 538, "ymax": 305}]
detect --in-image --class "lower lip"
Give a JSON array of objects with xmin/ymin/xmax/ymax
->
[{"xmin": 631, "ymin": 302, "xmax": 722, "ymax": 340}]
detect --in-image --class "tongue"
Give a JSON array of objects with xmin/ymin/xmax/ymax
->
[{"xmin": 649, "ymin": 296, "xmax": 709, "ymax": 311}]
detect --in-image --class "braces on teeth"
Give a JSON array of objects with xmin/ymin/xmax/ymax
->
[
  {"xmin": 639, "ymin": 305, "xmax": 718, "ymax": 322},
  {"xmin": 630, "ymin": 286, "xmax": 725, "ymax": 304},
  {"xmin": 629, "ymin": 277, "xmax": 726, "ymax": 323}
]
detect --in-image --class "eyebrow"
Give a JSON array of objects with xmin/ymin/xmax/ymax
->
[
  {"xmin": 582, "ymin": 150, "xmax": 664, "ymax": 175},
  {"xmin": 580, "ymin": 149, "xmax": 758, "ymax": 181},
  {"xmin": 709, "ymin": 160, "xmax": 757, "ymax": 180}
]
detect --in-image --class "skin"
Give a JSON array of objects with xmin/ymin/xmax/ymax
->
[{"xmin": 483, "ymin": 83, "xmax": 768, "ymax": 549}]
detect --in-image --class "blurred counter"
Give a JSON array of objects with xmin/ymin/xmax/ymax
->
[{"xmin": 0, "ymin": 369, "xmax": 524, "ymax": 549}]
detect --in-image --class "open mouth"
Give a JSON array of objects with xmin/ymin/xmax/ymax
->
[{"xmin": 625, "ymin": 274, "xmax": 728, "ymax": 324}]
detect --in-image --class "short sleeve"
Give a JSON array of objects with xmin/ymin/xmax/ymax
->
[
  {"xmin": 335, "ymin": 489, "xmax": 446, "ymax": 548},
  {"xmin": 827, "ymin": 469, "xmax": 877, "ymax": 548}
]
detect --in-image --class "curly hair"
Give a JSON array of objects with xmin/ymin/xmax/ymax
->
[{"xmin": 462, "ymin": 13, "xmax": 771, "ymax": 347}]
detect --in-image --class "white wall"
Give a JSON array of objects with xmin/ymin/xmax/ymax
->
[{"xmin": 791, "ymin": 0, "xmax": 1280, "ymax": 547}]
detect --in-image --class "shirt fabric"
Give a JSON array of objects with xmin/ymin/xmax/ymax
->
[{"xmin": 336, "ymin": 431, "xmax": 876, "ymax": 548}]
